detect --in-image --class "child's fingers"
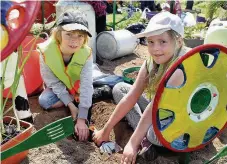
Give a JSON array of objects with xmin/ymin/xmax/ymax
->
[
  {"xmin": 132, "ymin": 154, "xmax": 137, "ymax": 164},
  {"xmin": 81, "ymin": 129, "xmax": 88, "ymax": 141},
  {"xmin": 74, "ymin": 125, "xmax": 79, "ymax": 135},
  {"xmin": 84, "ymin": 128, "xmax": 89, "ymax": 140},
  {"xmin": 80, "ymin": 129, "xmax": 85, "ymax": 141}
]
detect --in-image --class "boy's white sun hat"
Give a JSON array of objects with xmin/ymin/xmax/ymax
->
[{"xmin": 136, "ymin": 11, "xmax": 184, "ymax": 38}]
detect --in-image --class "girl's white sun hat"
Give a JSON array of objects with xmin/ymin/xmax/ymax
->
[{"xmin": 136, "ymin": 11, "xmax": 184, "ymax": 38}]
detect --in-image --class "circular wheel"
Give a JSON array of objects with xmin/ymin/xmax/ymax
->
[
  {"xmin": 1, "ymin": 1, "xmax": 41, "ymax": 61},
  {"xmin": 152, "ymin": 44, "xmax": 227, "ymax": 152}
]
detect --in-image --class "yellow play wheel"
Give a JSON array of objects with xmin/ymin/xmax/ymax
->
[
  {"xmin": 0, "ymin": 25, "xmax": 9, "ymax": 51},
  {"xmin": 152, "ymin": 44, "xmax": 227, "ymax": 152},
  {"xmin": 1, "ymin": 1, "xmax": 41, "ymax": 61}
]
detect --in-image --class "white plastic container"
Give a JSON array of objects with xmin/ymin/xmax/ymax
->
[
  {"xmin": 96, "ymin": 30, "xmax": 139, "ymax": 60},
  {"xmin": 55, "ymin": 1, "xmax": 97, "ymax": 62},
  {"xmin": 204, "ymin": 19, "xmax": 227, "ymax": 47}
]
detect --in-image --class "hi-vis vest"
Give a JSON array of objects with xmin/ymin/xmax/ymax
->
[{"xmin": 38, "ymin": 38, "xmax": 91, "ymax": 102}]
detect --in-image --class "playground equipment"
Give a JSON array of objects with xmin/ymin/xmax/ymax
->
[
  {"xmin": 96, "ymin": 30, "xmax": 139, "ymax": 60},
  {"xmin": 152, "ymin": 44, "xmax": 227, "ymax": 154},
  {"xmin": 1, "ymin": 1, "xmax": 41, "ymax": 122},
  {"xmin": 0, "ymin": 1, "xmax": 41, "ymax": 61},
  {"xmin": 55, "ymin": 0, "xmax": 96, "ymax": 62}
]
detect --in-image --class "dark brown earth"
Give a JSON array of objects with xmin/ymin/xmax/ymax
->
[{"xmin": 4, "ymin": 45, "xmax": 227, "ymax": 164}]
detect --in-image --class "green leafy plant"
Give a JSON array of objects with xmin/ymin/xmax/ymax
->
[
  {"xmin": 107, "ymin": 11, "xmax": 144, "ymax": 31},
  {"xmin": 0, "ymin": 37, "xmax": 38, "ymax": 143},
  {"xmin": 115, "ymin": 12, "xmax": 143, "ymax": 30},
  {"xmin": 184, "ymin": 23, "xmax": 207, "ymax": 39},
  {"xmin": 30, "ymin": 21, "xmax": 55, "ymax": 36},
  {"xmin": 122, "ymin": 1, "xmax": 140, "ymax": 8},
  {"xmin": 205, "ymin": 1, "xmax": 227, "ymax": 20}
]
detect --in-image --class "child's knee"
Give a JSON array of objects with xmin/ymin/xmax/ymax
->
[
  {"xmin": 113, "ymin": 82, "xmax": 123, "ymax": 95},
  {"xmin": 38, "ymin": 94, "xmax": 49, "ymax": 109},
  {"xmin": 147, "ymin": 125, "xmax": 162, "ymax": 146},
  {"xmin": 112, "ymin": 82, "xmax": 131, "ymax": 95}
]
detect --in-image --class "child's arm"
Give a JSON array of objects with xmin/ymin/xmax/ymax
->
[
  {"xmin": 75, "ymin": 56, "xmax": 93, "ymax": 141},
  {"xmin": 121, "ymin": 67, "xmax": 185, "ymax": 163},
  {"xmin": 121, "ymin": 100, "xmax": 153, "ymax": 164},
  {"xmin": 93, "ymin": 61, "xmax": 149, "ymax": 146},
  {"xmin": 78, "ymin": 56, "xmax": 93, "ymax": 120},
  {"xmin": 167, "ymin": 69, "xmax": 184, "ymax": 87}
]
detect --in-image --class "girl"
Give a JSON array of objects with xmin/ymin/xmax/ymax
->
[
  {"xmin": 93, "ymin": 11, "xmax": 190, "ymax": 163},
  {"xmin": 38, "ymin": 11, "xmax": 93, "ymax": 141}
]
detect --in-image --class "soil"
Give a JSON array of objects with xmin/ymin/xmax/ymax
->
[
  {"xmin": 1, "ymin": 123, "xmax": 21, "ymax": 145},
  {"xmin": 4, "ymin": 45, "xmax": 227, "ymax": 164},
  {"xmin": 125, "ymin": 71, "xmax": 139, "ymax": 80}
]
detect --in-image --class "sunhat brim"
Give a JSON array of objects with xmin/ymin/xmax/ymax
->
[
  {"xmin": 62, "ymin": 23, "xmax": 92, "ymax": 37},
  {"xmin": 136, "ymin": 27, "xmax": 170, "ymax": 38}
]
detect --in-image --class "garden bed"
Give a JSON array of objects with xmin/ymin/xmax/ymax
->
[{"xmin": 4, "ymin": 44, "xmax": 227, "ymax": 164}]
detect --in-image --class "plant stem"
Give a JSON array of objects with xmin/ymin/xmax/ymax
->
[
  {"xmin": 1, "ymin": 58, "xmax": 9, "ymax": 142},
  {"xmin": 2, "ymin": 57, "xmax": 12, "ymax": 114},
  {"xmin": 12, "ymin": 94, "xmax": 20, "ymax": 131},
  {"xmin": 3, "ymin": 105, "xmax": 13, "ymax": 115},
  {"xmin": 11, "ymin": 46, "xmax": 22, "ymax": 131},
  {"xmin": 2, "ymin": 35, "xmax": 38, "ymax": 133},
  {"xmin": 11, "ymin": 38, "xmax": 38, "ymax": 131}
]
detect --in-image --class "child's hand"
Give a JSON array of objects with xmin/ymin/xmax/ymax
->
[
  {"xmin": 92, "ymin": 128, "xmax": 110, "ymax": 146},
  {"xmin": 75, "ymin": 118, "xmax": 89, "ymax": 141},
  {"xmin": 121, "ymin": 141, "xmax": 138, "ymax": 164}
]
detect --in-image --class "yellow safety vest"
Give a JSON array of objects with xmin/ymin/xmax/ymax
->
[{"xmin": 38, "ymin": 38, "xmax": 91, "ymax": 102}]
